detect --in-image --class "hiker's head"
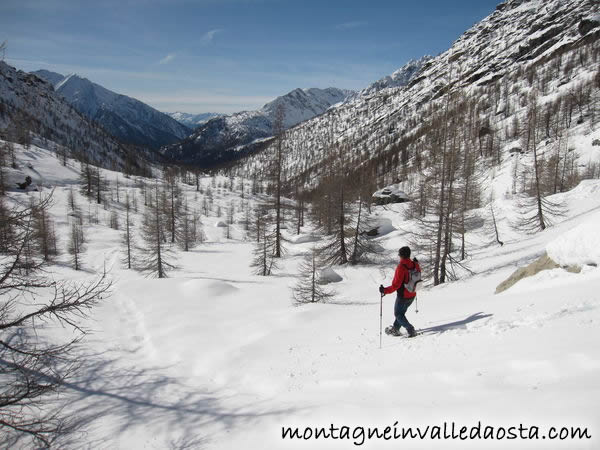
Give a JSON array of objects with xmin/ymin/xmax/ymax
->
[{"xmin": 398, "ymin": 246, "xmax": 411, "ymax": 259}]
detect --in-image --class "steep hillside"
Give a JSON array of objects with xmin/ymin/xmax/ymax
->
[
  {"xmin": 160, "ymin": 87, "xmax": 353, "ymax": 167},
  {"xmin": 0, "ymin": 61, "xmax": 145, "ymax": 173},
  {"xmin": 235, "ymin": 0, "xmax": 599, "ymax": 191},
  {"xmin": 33, "ymin": 71, "xmax": 191, "ymax": 150},
  {"xmin": 361, "ymin": 55, "xmax": 432, "ymax": 95}
]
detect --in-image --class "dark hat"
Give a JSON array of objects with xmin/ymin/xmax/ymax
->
[{"xmin": 398, "ymin": 246, "xmax": 411, "ymax": 258}]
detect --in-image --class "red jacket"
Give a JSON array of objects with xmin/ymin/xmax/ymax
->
[{"xmin": 384, "ymin": 258, "xmax": 419, "ymax": 299}]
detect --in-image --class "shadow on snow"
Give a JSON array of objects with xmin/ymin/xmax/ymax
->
[{"xmin": 418, "ymin": 312, "xmax": 493, "ymax": 335}]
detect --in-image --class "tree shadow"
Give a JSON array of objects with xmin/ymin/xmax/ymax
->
[
  {"xmin": 2, "ymin": 346, "xmax": 298, "ymax": 449},
  {"xmin": 418, "ymin": 312, "xmax": 493, "ymax": 335}
]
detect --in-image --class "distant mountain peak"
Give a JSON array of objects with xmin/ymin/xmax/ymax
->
[
  {"xmin": 166, "ymin": 111, "xmax": 223, "ymax": 128},
  {"xmin": 161, "ymin": 86, "xmax": 354, "ymax": 166},
  {"xmin": 32, "ymin": 70, "xmax": 191, "ymax": 149}
]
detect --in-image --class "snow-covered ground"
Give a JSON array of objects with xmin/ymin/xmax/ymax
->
[{"xmin": 3, "ymin": 142, "xmax": 600, "ymax": 449}]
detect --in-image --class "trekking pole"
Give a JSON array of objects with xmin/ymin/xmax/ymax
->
[
  {"xmin": 415, "ymin": 297, "xmax": 419, "ymax": 313},
  {"xmin": 379, "ymin": 292, "xmax": 383, "ymax": 349}
]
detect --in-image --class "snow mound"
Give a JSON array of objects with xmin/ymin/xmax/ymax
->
[
  {"xmin": 319, "ymin": 267, "xmax": 342, "ymax": 284},
  {"xmin": 546, "ymin": 212, "xmax": 600, "ymax": 267},
  {"xmin": 367, "ymin": 217, "xmax": 396, "ymax": 237},
  {"xmin": 288, "ymin": 233, "xmax": 320, "ymax": 244},
  {"xmin": 567, "ymin": 179, "xmax": 600, "ymax": 198},
  {"xmin": 215, "ymin": 220, "xmax": 228, "ymax": 227}
]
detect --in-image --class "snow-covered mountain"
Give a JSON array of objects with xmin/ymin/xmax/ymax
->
[
  {"xmin": 166, "ymin": 111, "xmax": 223, "ymax": 128},
  {"xmin": 361, "ymin": 55, "xmax": 432, "ymax": 95},
  {"xmin": 32, "ymin": 70, "xmax": 191, "ymax": 150},
  {"xmin": 160, "ymin": 87, "xmax": 354, "ymax": 166},
  {"xmin": 235, "ymin": 0, "xmax": 599, "ymax": 190},
  {"xmin": 0, "ymin": 61, "xmax": 146, "ymax": 173}
]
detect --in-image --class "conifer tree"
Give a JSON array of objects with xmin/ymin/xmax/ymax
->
[
  {"xmin": 32, "ymin": 195, "xmax": 58, "ymax": 261},
  {"xmin": 121, "ymin": 192, "xmax": 134, "ymax": 269},
  {"xmin": 164, "ymin": 168, "xmax": 182, "ymax": 243},
  {"xmin": 138, "ymin": 182, "xmax": 175, "ymax": 278},
  {"xmin": 68, "ymin": 220, "xmax": 85, "ymax": 271},
  {"xmin": 293, "ymin": 248, "xmax": 335, "ymax": 304},
  {"xmin": 251, "ymin": 225, "xmax": 278, "ymax": 276},
  {"xmin": 176, "ymin": 196, "xmax": 198, "ymax": 251}
]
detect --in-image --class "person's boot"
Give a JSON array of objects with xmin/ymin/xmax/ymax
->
[
  {"xmin": 385, "ymin": 325, "xmax": 401, "ymax": 336},
  {"xmin": 407, "ymin": 328, "xmax": 417, "ymax": 338}
]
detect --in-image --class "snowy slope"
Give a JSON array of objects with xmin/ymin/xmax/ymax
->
[
  {"xmin": 160, "ymin": 87, "xmax": 354, "ymax": 166},
  {"xmin": 3, "ymin": 139, "xmax": 599, "ymax": 449},
  {"xmin": 234, "ymin": 0, "xmax": 599, "ymax": 190},
  {"xmin": 33, "ymin": 70, "xmax": 192, "ymax": 149},
  {"xmin": 0, "ymin": 61, "xmax": 140, "ymax": 172},
  {"xmin": 361, "ymin": 56, "xmax": 432, "ymax": 95}
]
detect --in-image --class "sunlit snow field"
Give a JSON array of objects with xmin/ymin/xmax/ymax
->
[{"xmin": 3, "ymin": 141, "xmax": 600, "ymax": 449}]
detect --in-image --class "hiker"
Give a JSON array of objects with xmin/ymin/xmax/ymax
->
[{"xmin": 379, "ymin": 246, "xmax": 421, "ymax": 338}]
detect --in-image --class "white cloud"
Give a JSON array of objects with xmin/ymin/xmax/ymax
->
[
  {"xmin": 200, "ymin": 29, "xmax": 223, "ymax": 46},
  {"xmin": 334, "ymin": 21, "xmax": 367, "ymax": 30},
  {"xmin": 159, "ymin": 53, "xmax": 176, "ymax": 64}
]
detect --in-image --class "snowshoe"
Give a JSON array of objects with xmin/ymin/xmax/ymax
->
[{"xmin": 385, "ymin": 325, "xmax": 402, "ymax": 336}]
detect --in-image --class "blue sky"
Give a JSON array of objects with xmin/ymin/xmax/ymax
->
[{"xmin": 1, "ymin": 0, "xmax": 501, "ymax": 114}]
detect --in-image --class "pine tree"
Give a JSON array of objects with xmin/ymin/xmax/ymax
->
[
  {"xmin": 121, "ymin": 192, "xmax": 134, "ymax": 269},
  {"xmin": 68, "ymin": 220, "xmax": 85, "ymax": 271},
  {"xmin": 271, "ymin": 104, "xmax": 286, "ymax": 257},
  {"xmin": 517, "ymin": 92, "xmax": 567, "ymax": 232},
  {"xmin": 176, "ymin": 196, "xmax": 198, "ymax": 251},
  {"xmin": 164, "ymin": 168, "xmax": 182, "ymax": 243},
  {"xmin": 348, "ymin": 191, "xmax": 382, "ymax": 265},
  {"xmin": 109, "ymin": 209, "xmax": 119, "ymax": 230},
  {"xmin": 32, "ymin": 195, "xmax": 58, "ymax": 261},
  {"xmin": 292, "ymin": 248, "xmax": 335, "ymax": 304},
  {"xmin": 251, "ymin": 225, "xmax": 278, "ymax": 276},
  {"xmin": 138, "ymin": 182, "xmax": 175, "ymax": 278},
  {"xmin": 317, "ymin": 142, "xmax": 353, "ymax": 266}
]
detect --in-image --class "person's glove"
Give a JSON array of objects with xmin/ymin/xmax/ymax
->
[{"xmin": 379, "ymin": 285, "xmax": 385, "ymax": 294}]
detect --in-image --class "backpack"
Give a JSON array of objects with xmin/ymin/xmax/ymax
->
[{"xmin": 404, "ymin": 258, "xmax": 422, "ymax": 293}]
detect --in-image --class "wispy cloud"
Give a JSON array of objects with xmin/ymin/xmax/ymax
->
[
  {"xmin": 334, "ymin": 21, "xmax": 367, "ymax": 31},
  {"xmin": 200, "ymin": 29, "xmax": 223, "ymax": 46},
  {"xmin": 159, "ymin": 53, "xmax": 176, "ymax": 64}
]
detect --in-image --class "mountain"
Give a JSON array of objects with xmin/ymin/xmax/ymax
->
[
  {"xmin": 32, "ymin": 71, "xmax": 191, "ymax": 150},
  {"xmin": 233, "ymin": 0, "xmax": 599, "ymax": 191},
  {"xmin": 166, "ymin": 112, "xmax": 223, "ymax": 128},
  {"xmin": 0, "ymin": 61, "xmax": 146, "ymax": 173},
  {"xmin": 160, "ymin": 87, "xmax": 354, "ymax": 167},
  {"xmin": 361, "ymin": 56, "xmax": 432, "ymax": 95}
]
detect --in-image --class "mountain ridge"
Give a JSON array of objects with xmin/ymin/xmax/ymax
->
[
  {"xmin": 160, "ymin": 86, "xmax": 354, "ymax": 167},
  {"xmin": 32, "ymin": 70, "xmax": 191, "ymax": 150}
]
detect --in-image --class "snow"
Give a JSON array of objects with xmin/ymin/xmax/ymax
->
[
  {"xmin": 546, "ymin": 212, "xmax": 600, "ymax": 267},
  {"xmin": 3, "ymin": 142, "xmax": 599, "ymax": 449},
  {"xmin": 319, "ymin": 267, "xmax": 343, "ymax": 284},
  {"xmin": 4, "ymin": 1, "xmax": 600, "ymax": 442},
  {"xmin": 288, "ymin": 232, "xmax": 321, "ymax": 244},
  {"xmin": 372, "ymin": 184, "xmax": 409, "ymax": 201}
]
